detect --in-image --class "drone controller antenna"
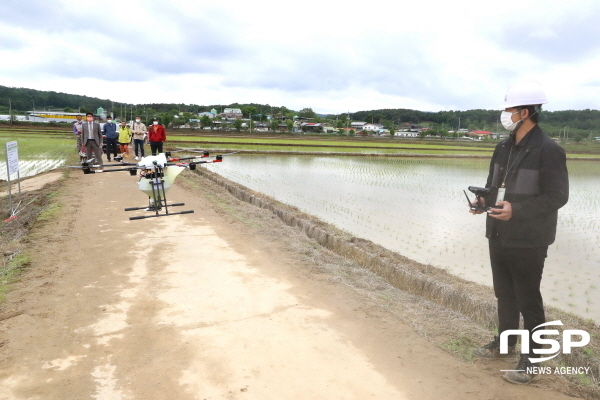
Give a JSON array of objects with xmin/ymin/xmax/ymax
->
[
  {"xmin": 464, "ymin": 190, "xmax": 475, "ymax": 210},
  {"xmin": 466, "ymin": 186, "xmax": 490, "ymax": 213},
  {"xmin": 464, "ymin": 190, "xmax": 485, "ymax": 212}
]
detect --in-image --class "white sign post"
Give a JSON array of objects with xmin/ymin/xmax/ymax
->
[{"xmin": 5, "ymin": 141, "xmax": 22, "ymax": 219}]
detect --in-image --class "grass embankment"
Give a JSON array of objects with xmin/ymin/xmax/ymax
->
[
  {"xmin": 2, "ymin": 126, "xmax": 599, "ymax": 158},
  {"xmin": 0, "ymin": 160, "xmax": 74, "ymax": 306},
  {"xmin": 169, "ymin": 130, "xmax": 600, "ymax": 158}
]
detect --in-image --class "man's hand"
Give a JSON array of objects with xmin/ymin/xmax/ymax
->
[
  {"xmin": 469, "ymin": 197, "xmax": 486, "ymax": 214},
  {"xmin": 487, "ymin": 201, "xmax": 512, "ymax": 221}
]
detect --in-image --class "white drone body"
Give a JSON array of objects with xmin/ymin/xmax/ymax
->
[{"xmin": 137, "ymin": 154, "xmax": 184, "ymax": 198}]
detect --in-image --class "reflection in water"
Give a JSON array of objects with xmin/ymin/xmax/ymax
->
[
  {"xmin": 0, "ymin": 158, "xmax": 67, "ymax": 180},
  {"xmin": 0, "ymin": 136, "xmax": 73, "ymax": 180},
  {"xmin": 208, "ymin": 155, "xmax": 600, "ymax": 322}
]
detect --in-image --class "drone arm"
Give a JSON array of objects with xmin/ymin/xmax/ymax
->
[{"xmin": 87, "ymin": 167, "xmax": 139, "ymax": 174}]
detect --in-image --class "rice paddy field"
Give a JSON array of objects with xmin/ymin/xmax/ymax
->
[
  {"xmin": 2, "ymin": 127, "xmax": 600, "ymax": 322},
  {"xmin": 179, "ymin": 142, "xmax": 497, "ymax": 156},
  {"xmin": 0, "ymin": 132, "xmax": 75, "ymax": 180},
  {"xmin": 205, "ymin": 154, "xmax": 600, "ymax": 323}
]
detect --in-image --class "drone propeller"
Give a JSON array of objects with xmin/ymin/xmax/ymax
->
[
  {"xmin": 169, "ymin": 150, "xmax": 239, "ymax": 162},
  {"xmin": 115, "ymin": 161, "xmax": 138, "ymax": 166},
  {"xmin": 174, "ymin": 148, "xmax": 210, "ymax": 154},
  {"xmin": 168, "ymin": 154, "xmax": 210, "ymax": 161},
  {"xmin": 220, "ymin": 151, "xmax": 240, "ymax": 157}
]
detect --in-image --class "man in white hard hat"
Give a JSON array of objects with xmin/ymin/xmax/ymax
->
[{"xmin": 470, "ymin": 81, "xmax": 569, "ymax": 385}]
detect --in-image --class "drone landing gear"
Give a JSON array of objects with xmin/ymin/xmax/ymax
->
[
  {"xmin": 125, "ymin": 202, "xmax": 194, "ymax": 220},
  {"xmin": 125, "ymin": 171, "xmax": 194, "ymax": 220}
]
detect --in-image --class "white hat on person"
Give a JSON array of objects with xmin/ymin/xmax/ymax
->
[{"xmin": 501, "ymin": 81, "xmax": 547, "ymax": 109}]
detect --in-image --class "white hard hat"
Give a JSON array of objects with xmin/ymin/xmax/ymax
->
[{"xmin": 502, "ymin": 81, "xmax": 547, "ymax": 109}]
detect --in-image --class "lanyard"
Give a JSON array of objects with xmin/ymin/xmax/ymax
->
[{"xmin": 502, "ymin": 144, "xmax": 524, "ymax": 188}]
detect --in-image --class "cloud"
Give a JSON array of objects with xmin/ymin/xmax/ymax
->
[
  {"xmin": 1, "ymin": 0, "xmax": 599, "ymax": 113},
  {"xmin": 495, "ymin": 3, "xmax": 600, "ymax": 63}
]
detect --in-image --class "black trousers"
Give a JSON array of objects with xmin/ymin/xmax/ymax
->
[
  {"xmin": 150, "ymin": 141, "xmax": 163, "ymax": 155},
  {"xmin": 105, "ymin": 138, "xmax": 118, "ymax": 159},
  {"xmin": 489, "ymin": 239, "xmax": 548, "ymax": 354}
]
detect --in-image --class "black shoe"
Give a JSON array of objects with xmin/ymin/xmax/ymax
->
[
  {"xmin": 503, "ymin": 354, "xmax": 537, "ymax": 385},
  {"xmin": 472, "ymin": 336, "xmax": 516, "ymax": 362}
]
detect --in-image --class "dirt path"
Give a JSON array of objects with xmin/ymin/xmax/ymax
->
[
  {"xmin": 0, "ymin": 172, "xmax": 63, "ymax": 197},
  {"xmin": 0, "ymin": 169, "xmax": 580, "ymax": 399}
]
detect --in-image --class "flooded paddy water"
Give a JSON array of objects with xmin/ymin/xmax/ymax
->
[
  {"xmin": 206, "ymin": 154, "xmax": 600, "ymax": 322},
  {"xmin": 2, "ymin": 130, "xmax": 599, "ymax": 323},
  {"xmin": 0, "ymin": 134, "xmax": 73, "ymax": 180}
]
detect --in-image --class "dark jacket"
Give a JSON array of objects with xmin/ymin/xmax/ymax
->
[
  {"xmin": 484, "ymin": 125, "xmax": 569, "ymax": 247},
  {"xmin": 102, "ymin": 122, "xmax": 118, "ymax": 139}
]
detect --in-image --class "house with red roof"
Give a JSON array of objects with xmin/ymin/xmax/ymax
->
[{"xmin": 470, "ymin": 130, "xmax": 493, "ymax": 140}]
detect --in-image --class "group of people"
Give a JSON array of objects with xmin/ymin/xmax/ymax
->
[{"xmin": 73, "ymin": 114, "xmax": 167, "ymax": 164}]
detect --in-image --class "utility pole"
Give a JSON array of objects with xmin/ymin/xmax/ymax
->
[{"xmin": 8, "ymin": 98, "xmax": 12, "ymax": 124}]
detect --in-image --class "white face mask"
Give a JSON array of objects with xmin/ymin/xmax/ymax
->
[
  {"xmin": 500, "ymin": 110, "xmax": 521, "ymax": 131},
  {"xmin": 136, "ymin": 119, "xmax": 140, "ymax": 123},
  {"xmin": 107, "ymin": 119, "xmax": 112, "ymax": 123},
  {"xmin": 153, "ymin": 121, "xmax": 158, "ymax": 125}
]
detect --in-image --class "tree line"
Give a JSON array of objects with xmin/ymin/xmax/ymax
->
[
  {"xmin": 1, "ymin": 85, "xmax": 598, "ymax": 141},
  {"xmin": 342, "ymin": 108, "xmax": 600, "ymax": 141}
]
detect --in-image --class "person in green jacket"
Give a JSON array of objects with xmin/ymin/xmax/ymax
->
[{"xmin": 118, "ymin": 121, "xmax": 133, "ymax": 158}]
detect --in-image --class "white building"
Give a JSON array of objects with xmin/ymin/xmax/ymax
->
[
  {"xmin": 26, "ymin": 111, "xmax": 86, "ymax": 123},
  {"xmin": 220, "ymin": 108, "xmax": 243, "ymax": 119},
  {"xmin": 363, "ymin": 123, "xmax": 383, "ymax": 132}
]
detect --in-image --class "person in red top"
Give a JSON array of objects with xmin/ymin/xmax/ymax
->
[{"xmin": 148, "ymin": 117, "xmax": 166, "ymax": 155}]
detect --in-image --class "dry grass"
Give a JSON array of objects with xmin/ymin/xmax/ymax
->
[{"xmin": 0, "ymin": 173, "xmax": 66, "ymax": 303}]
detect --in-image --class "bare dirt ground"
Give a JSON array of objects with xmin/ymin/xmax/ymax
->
[
  {"xmin": 0, "ymin": 172, "xmax": 63, "ymax": 197},
  {"xmin": 0, "ymin": 168, "xmax": 583, "ymax": 400}
]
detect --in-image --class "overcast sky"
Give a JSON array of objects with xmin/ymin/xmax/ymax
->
[{"xmin": 2, "ymin": 0, "xmax": 600, "ymax": 114}]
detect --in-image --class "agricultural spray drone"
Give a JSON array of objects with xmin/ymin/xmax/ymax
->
[{"xmin": 68, "ymin": 151, "xmax": 236, "ymax": 220}]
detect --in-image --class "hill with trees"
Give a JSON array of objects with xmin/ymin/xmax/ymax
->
[{"xmin": 1, "ymin": 85, "xmax": 599, "ymax": 141}]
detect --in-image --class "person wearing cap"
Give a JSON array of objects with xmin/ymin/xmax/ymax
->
[
  {"xmin": 470, "ymin": 81, "xmax": 569, "ymax": 385},
  {"xmin": 148, "ymin": 118, "xmax": 166, "ymax": 155}
]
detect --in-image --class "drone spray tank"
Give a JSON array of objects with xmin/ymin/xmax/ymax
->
[
  {"xmin": 136, "ymin": 154, "xmax": 184, "ymax": 198},
  {"xmin": 121, "ymin": 153, "xmax": 195, "ymax": 220}
]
